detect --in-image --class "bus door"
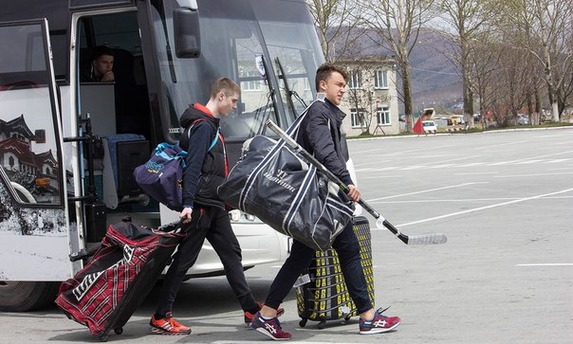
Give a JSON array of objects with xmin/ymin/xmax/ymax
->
[
  {"xmin": 73, "ymin": 9, "xmax": 156, "ymax": 228},
  {"xmin": 0, "ymin": 19, "xmax": 70, "ymax": 281}
]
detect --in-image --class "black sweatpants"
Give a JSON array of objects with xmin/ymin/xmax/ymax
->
[{"xmin": 155, "ymin": 205, "xmax": 258, "ymax": 316}]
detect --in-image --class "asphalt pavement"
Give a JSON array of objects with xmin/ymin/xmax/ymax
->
[{"xmin": 1, "ymin": 127, "xmax": 572, "ymax": 344}]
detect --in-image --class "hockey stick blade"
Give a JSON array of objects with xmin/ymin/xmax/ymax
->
[
  {"xmin": 376, "ymin": 217, "xmax": 447, "ymax": 245},
  {"xmin": 266, "ymin": 119, "xmax": 448, "ymax": 246}
]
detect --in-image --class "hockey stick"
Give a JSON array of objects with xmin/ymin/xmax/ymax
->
[{"xmin": 266, "ymin": 120, "xmax": 447, "ymax": 245}]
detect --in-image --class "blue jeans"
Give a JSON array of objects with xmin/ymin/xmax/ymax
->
[{"xmin": 265, "ymin": 221, "xmax": 373, "ymax": 314}]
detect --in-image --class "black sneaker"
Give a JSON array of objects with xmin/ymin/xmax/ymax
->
[{"xmin": 250, "ymin": 311, "xmax": 292, "ymax": 341}]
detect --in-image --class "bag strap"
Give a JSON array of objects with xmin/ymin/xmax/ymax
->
[
  {"xmin": 186, "ymin": 119, "xmax": 219, "ymax": 151},
  {"xmin": 285, "ymin": 96, "xmax": 325, "ymax": 138}
]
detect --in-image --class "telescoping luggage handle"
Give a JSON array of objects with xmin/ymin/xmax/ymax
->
[
  {"xmin": 69, "ymin": 220, "xmax": 184, "ymax": 262},
  {"xmin": 266, "ymin": 120, "xmax": 447, "ymax": 246}
]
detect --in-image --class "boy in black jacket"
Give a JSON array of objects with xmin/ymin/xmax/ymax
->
[
  {"xmin": 149, "ymin": 78, "xmax": 280, "ymax": 335},
  {"xmin": 250, "ymin": 64, "xmax": 401, "ymax": 340}
]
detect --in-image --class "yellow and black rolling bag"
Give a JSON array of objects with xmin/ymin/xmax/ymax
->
[{"xmin": 296, "ymin": 216, "xmax": 375, "ymax": 329}]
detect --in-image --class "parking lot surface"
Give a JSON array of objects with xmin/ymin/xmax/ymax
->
[{"xmin": 1, "ymin": 128, "xmax": 572, "ymax": 344}]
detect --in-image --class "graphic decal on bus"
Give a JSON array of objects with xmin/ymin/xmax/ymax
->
[{"xmin": 0, "ymin": 115, "xmax": 60, "ymax": 204}]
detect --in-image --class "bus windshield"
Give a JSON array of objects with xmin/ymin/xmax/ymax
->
[{"xmin": 149, "ymin": 0, "xmax": 324, "ymax": 141}]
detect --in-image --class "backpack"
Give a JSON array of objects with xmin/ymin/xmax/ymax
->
[{"xmin": 134, "ymin": 120, "xmax": 218, "ymax": 211}]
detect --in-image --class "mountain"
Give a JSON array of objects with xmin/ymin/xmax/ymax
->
[
  {"xmin": 409, "ymin": 30, "xmax": 463, "ymax": 112},
  {"xmin": 332, "ymin": 27, "xmax": 463, "ymax": 113}
]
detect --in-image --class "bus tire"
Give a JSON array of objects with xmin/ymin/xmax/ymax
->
[{"xmin": 0, "ymin": 281, "xmax": 60, "ymax": 312}]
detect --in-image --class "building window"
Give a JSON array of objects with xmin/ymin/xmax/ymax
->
[
  {"xmin": 351, "ymin": 108, "xmax": 366, "ymax": 128},
  {"xmin": 374, "ymin": 70, "xmax": 388, "ymax": 89},
  {"xmin": 241, "ymin": 71, "xmax": 262, "ymax": 91},
  {"xmin": 377, "ymin": 106, "xmax": 390, "ymax": 125},
  {"xmin": 348, "ymin": 70, "xmax": 363, "ymax": 89}
]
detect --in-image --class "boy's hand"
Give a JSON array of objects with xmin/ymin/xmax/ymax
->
[{"xmin": 346, "ymin": 184, "xmax": 361, "ymax": 202}]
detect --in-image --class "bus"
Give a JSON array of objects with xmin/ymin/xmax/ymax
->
[{"xmin": 0, "ymin": 0, "xmax": 326, "ymax": 311}]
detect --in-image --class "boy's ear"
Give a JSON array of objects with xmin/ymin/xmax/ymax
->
[{"xmin": 318, "ymin": 80, "xmax": 327, "ymax": 92}]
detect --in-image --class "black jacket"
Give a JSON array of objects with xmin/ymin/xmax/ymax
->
[
  {"xmin": 179, "ymin": 104, "xmax": 226, "ymax": 209},
  {"xmin": 295, "ymin": 98, "xmax": 353, "ymax": 186}
]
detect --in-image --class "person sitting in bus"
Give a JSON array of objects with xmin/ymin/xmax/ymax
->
[{"xmin": 82, "ymin": 45, "xmax": 115, "ymax": 82}]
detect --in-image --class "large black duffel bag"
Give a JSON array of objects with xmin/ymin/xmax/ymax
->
[{"xmin": 217, "ymin": 104, "xmax": 354, "ymax": 251}]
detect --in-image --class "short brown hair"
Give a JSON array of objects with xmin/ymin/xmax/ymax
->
[
  {"xmin": 211, "ymin": 77, "xmax": 241, "ymax": 98},
  {"xmin": 93, "ymin": 45, "xmax": 114, "ymax": 60},
  {"xmin": 315, "ymin": 63, "xmax": 348, "ymax": 91}
]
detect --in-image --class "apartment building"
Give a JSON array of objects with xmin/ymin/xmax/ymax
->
[{"xmin": 336, "ymin": 57, "xmax": 399, "ymax": 136}]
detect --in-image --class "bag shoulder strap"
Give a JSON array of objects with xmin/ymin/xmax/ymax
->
[
  {"xmin": 186, "ymin": 119, "xmax": 219, "ymax": 152},
  {"xmin": 286, "ymin": 97, "xmax": 325, "ymax": 138}
]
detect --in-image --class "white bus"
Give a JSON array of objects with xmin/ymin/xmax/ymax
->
[{"xmin": 0, "ymin": 0, "xmax": 326, "ymax": 311}]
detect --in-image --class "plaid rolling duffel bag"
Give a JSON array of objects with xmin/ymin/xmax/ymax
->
[
  {"xmin": 296, "ymin": 215, "xmax": 375, "ymax": 329},
  {"xmin": 55, "ymin": 220, "xmax": 182, "ymax": 341}
]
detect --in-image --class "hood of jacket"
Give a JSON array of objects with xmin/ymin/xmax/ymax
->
[{"xmin": 179, "ymin": 104, "xmax": 220, "ymax": 130}]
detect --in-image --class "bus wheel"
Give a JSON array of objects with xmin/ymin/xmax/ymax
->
[{"xmin": 0, "ymin": 281, "xmax": 60, "ymax": 312}]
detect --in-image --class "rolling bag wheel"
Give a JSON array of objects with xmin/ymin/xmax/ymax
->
[
  {"xmin": 114, "ymin": 327, "xmax": 123, "ymax": 335},
  {"xmin": 317, "ymin": 319, "xmax": 326, "ymax": 329},
  {"xmin": 299, "ymin": 318, "xmax": 307, "ymax": 327},
  {"xmin": 344, "ymin": 314, "xmax": 352, "ymax": 322}
]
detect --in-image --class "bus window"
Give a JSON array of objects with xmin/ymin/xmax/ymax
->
[
  {"xmin": 77, "ymin": 11, "xmax": 152, "ymax": 140},
  {"xmin": 0, "ymin": 21, "xmax": 63, "ymax": 206}
]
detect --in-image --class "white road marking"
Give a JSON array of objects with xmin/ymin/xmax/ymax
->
[
  {"xmin": 396, "ymin": 188, "xmax": 573, "ymax": 227},
  {"xmin": 495, "ymin": 172, "xmax": 573, "ymax": 178},
  {"xmin": 366, "ymin": 195, "xmax": 573, "ymax": 204},
  {"xmin": 367, "ymin": 182, "xmax": 487, "ymax": 202},
  {"xmin": 516, "ymin": 263, "xmax": 573, "ymax": 267},
  {"xmin": 455, "ymin": 171, "xmax": 498, "ymax": 175}
]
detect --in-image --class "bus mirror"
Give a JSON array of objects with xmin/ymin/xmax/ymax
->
[
  {"xmin": 34, "ymin": 129, "xmax": 46, "ymax": 143},
  {"xmin": 173, "ymin": 8, "xmax": 201, "ymax": 58}
]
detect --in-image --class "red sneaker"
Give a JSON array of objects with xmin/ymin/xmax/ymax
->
[
  {"xmin": 150, "ymin": 313, "xmax": 192, "ymax": 335},
  {"xmin": 244, "ymin": 302, "xmax": 284, "ymax": 326},
  {"xmin": 250, "ymin": 312, "xmax": 291, "ymax": 341},
  {"xmin": 359, "ymin": 308, "xmax": 400, "ymax": 335}
]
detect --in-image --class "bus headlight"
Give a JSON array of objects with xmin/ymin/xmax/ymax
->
[{"xmin": 228, "ymin": 209, "xmax": 262, "ymax": 224}]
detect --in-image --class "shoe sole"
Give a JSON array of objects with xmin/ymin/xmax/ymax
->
[
  {"xmin": 359, "ymin": 322, "xmax": 400, "ymax": 335},
  {"xmin": 150, "ymin": 326, "xmax": 192, "ymax": 335},
  {"xmin": 254, "ymin": 327, "xmax": 291, "ymax": 341}
]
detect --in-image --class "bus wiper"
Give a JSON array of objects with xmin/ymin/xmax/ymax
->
[
  {"xmin": 249, "ymin": 90, "xmax": 273, "ymax": 137},
  {"xmin": 157, "ymin": 5, "xmax": 177, "ymax": 83},
  {"xmin": 274, "ymin": 57, "xmax": 307, "ymax": 117},
  {"xmin": 255, "ymin": 54, "xmax": 279, "ymax": 136}
]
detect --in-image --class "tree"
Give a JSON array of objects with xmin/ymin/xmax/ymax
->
[
  {"xmin": 501, "ymin": 0, "xmax": 573, "ymax": 122},
  {"xmin": 306, "ymin": 0, "xmax": 366, "ymax": 62},
  {"xmin": 360, "ymin": 0, "xmax": 435, "ymax": 133},
  {"xmin": 436, "ymin": 0, "xmax": 497, "ymax": 127}
]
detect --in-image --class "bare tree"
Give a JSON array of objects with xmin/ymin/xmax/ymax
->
[
  {"xmin": 436, "ymin": 0, "xmax": 497, "ymax": 127},
  {"xmin": 501, "ymin": 0, "xmax": 573, "ymax": 122},
  {"xmin": 469, "ymin": 31, "xmax": 502, "ymax": 128},
  {"xmin": 360, "ymin": 0, "xmax": 435, "ymax": 133},
  {"xmin": 306, "ymin": 0, "xmax": 366, "ymax": 62}
]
